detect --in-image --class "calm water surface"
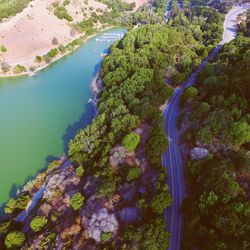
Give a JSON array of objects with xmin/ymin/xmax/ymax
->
[{"xmin": 0, "ymin": 28, "xmax": 126, "ymax": 207}]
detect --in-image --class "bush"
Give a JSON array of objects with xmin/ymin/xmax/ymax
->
[
  {"xmin": 1, "ymin": 45, "xmax": 7, "ymax": 52},
  {"xmin": 0, "ymin": 222, "xmax": 10, "ymax": 235},
  {"xmin": 4, "ymin": 231, "xmax": 25, "ymax": 249},
  {"xmin": 63, "ymin": 0, "xmax": 70, "ymax": 6},
  {"xmin": 122, "ymin": 132, "xmax": 140, "ymax": 152},
  {"xmin": 127, "ymin": 166, "xmax": 141, "ymax": 182},
  {"xmin": 52, "ymin": 1, "xmax": 59, "ymax": 8},
  {"xmin": 76, "ymin": 165, "xmax": 85, "ymax": 177},
  {"xmin": 4, "ymin": 199, "xmax": 16, "ymax": 214},
  {"xmin": 101, "ymin": 232, "xmax": 112, "ymax": 242},
  {"xmin": 54, "ymin": 6, "xmax": 73, "ymax": 21},
  {"xmin": 47, "ymin": 48, "xmax": 58, "ymax": 58},
  {"xmin": 181, "ymin": 86, "xmax": 198, "ymax": 104},
  {"xmin": 0, "ymin": 0, "xmax": 32, "ymax": 21},
  {"xmin": 16, "ymin": 195, "xmax": 31, "ymax": 210},
  {"xmin": 58, "ymin": 45, "xmax": 66, "ymax": 53},
  {"xmin": 47, "ymin": 160, "xmax": 61, "ymax": 172},
  {"xmin": 35, "ymin": 55, "xmax": 42, "ymax": 63},
  {"xmin": 1, "ymin": 62, "xmax": 10, "ymax": 72},
  {"xmin": 98, "ymin": 181, "xmax": 116, "ymax": 198},
  {"xmin": 44, "ymin": 55, "xmax": 51, "ymax": 64},
  {"xmin": 13, "ymin": 64, "xmax": 26, "ymax": 74},
  {"xmin": 38, "ymin": 233, "xmax": 56, "ymax": 249},
  {"xmin": 70, "ymin": 192, "xmax": 84, "ymax": 210},
  {"xmin": 151, "ymin": 191, "xmax": 172, "ymax": 214},
  {"xmin": 30, "ymin": 216, "xmax": 48, "ymax": 232},
  {"xmin": 4, "ymin": 195, "xmax": 30, "ymax": 214},
  {"xmin": 29, "ymin": 65, "xmax": 37, "ymax": 72}
]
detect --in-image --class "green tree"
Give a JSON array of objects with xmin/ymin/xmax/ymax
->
[
  {"xmin": 225, "ymin": 120, "xmax": 250, "ymax": 146},
  {"xmin": 76, "ymin": 165, "xmax": 85, "ymax": 177},
  {"xmin": 70, "ymin": 192, "xmax": 84, "ymax": 210},
  {"xmin": 101, "ymin": 232, "xmax": 112, "ymax": 243},
  {"xmin": 30, "ymin": 216, "xmax": 48, "ymax": 232},
  {"xmin": 4, "ymin": 199, "xmax": 16, "ymax": 214},
  {"xmin": 4, "ymin": 231, "xmax": 25, "ymax": 249},
  {"xmin": 127, "ymin": 166, "xmax": 141, "ymax": 181},
  {"xmin": 16, "ymin": 195, "xmax": 31, "ymax": 210},
  {"xmin": 141, "ymin": 219, "xmax": 170, "ymax": 250},
  {"xmin": 151, "ymin": 190, "xmax": 172, "ymax": 214},
  {"xmin": 0, "ymin": 45, "xmax": 7, "ymax": 52},
  {"xmin": 122, "ymin": 132, "xmax": 140, "ymax": 152},
  {"xmin": 181, "ymin": 86, "xmax": 198, "ymax": 104}
]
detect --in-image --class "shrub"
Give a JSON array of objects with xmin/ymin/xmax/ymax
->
[
  {"xmin": 1, "ymin": 45, "xmax": 7, "ymax": 52},
  {"xmin": 1, "ymin": 62, "xmax": 10, "ymax": 72},
  {"xmin": 58, "ymin": 45, "xmax": 66, "ymax": 53},
  {"xmin": 101, "ymin": 232, "xmax": 112, "ymax": 242},
  {"xmin": 52, "ymin": 1, "xmax": 59, "ymax": 8},
  {"xmin": 44, "ymin": 55, "xmax": 51, "ymax": 64},
  {"xmin": 127, "ymin": 166, "xmax": 141, "ymax": 182},
  {"xmin": 76, "ymin": 165, "xmax": 84, "ymax": 177},
  {"xmin": 47, "ymin": 160, "xmax": 61, "ymax": 172},
  {"xmin": 63, "ymin": 0, "xmax": 70, "ymax": 6},
  {"xmin": 47, "ymin": 48, "xmax": 58, "ymax": 58},
  {"xmin": 98, "ymin": 181, "xmax": 116, "ymax": 198},
  {"xmin": 0, "ymin": 0, "xmax": 32, "ymax": 21},
  {"xmin": 30, "ymin": 216, "xmax": 48, "ymax": 232},
  {"xmin": 70, "ymin": 192, "xmax": 84, "ymax": 210},
  {"xmin": 54, "ymin": 6, "xmax": 73, "ymax": 21},
  {"xmin": 4, "ymin": 199, "xmax": 16, "ymax": 214},
  {"xmin": 122, "ymin": 132, "xmax": 140, "ymax": 152},
  {"xmin": 35, "ymin": 55, "xmax": 42, "ymax": 63},
  {"xmin": 151, "ymin": 191, "xmax": 172, "ymax": 214},
  {"xmin": 4, "ymin": 194, "xmax": 30, "ymax": 214},
  {"xmin": 181, "ymin": 86, "xmax": 198, "ymax": 104},
  {"xmin": 0, "ymin": 221, "xmax": 10, "ymax": 235},
  {"xmin": 29, "ymin": 65, "xmax": 37, "ymax": 72},
  {"xmin": 16, "ymin": 195, "xmax": 31, "ymax": 210},
  {"xmin": 13, "ymin": 64, "xmax": 26, "ymax": 74},
  {"xmin": 38, "ymin": 233, "xmax": 56, "ymax": 249},
  {"xmin": 4, "ymin": 231, "xmax": 25, "ymax": 249}
]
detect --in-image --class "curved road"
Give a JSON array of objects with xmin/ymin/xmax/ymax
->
[{"xmin": 162, "ymin": 5, "xmax": 250, "ymax": 250}]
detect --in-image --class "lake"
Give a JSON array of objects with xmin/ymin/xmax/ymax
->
[{"xmin": 0, "ymin": 27, "xmax": 126, "ymax": 208}]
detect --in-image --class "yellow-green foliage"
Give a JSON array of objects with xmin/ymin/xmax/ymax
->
[
  {"xmin": 13, "ymin": 64, "xmax": 26, "ymax": 74},
  {"xmin": 0, "ymin": 0, "xmax": 31, "ymax": 21},
  {"xmin": 70, "ymin": 192, "xmax": 85, "ymax": 210},
  {"xmin": 30, "ymin": 216, "xmax": 48, "ymax": 232},
  {"xmin": 4, "ymin": 231, "xmax": 25, "ymax": 249}
]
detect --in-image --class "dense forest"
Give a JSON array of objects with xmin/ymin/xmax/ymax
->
[
  {"xmin": 0, "ymin": 0, "xmax": 237, "ymax": 249},
  {"xmin": 181, "ymin": 16, "xmax": 250, "ymax": 250}
]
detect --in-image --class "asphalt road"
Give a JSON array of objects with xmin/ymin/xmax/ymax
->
[{"xmin": 162, "ymin": 4, "xmax": 250, "ymax": 250}]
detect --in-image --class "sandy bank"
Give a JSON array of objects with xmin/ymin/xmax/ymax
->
[{"xmin": 0, "ymin": 0, "xmax": 109, "ymax": 77}]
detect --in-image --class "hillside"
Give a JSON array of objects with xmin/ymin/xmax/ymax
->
[
  {"xmin": 0, "ymin": 1, "xmax": 228, "ymax": 248},
  {"xmin": 0, "ymin": 0, "xmax": 146, "ymax": 76},
  {"xmin": 180, "ymin": 13, "xmax": 250, "ymax": 249}
]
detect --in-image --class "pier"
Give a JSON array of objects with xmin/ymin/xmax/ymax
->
[{"xmin": 96, "ymin": 32, "xmax": 125, "ymax": 42}]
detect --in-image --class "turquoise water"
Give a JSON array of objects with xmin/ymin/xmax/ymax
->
[{"xmin": 0, "ymin": 28, "xmax": 126, "ymax": 207}]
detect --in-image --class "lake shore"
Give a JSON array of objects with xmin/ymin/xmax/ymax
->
[{"xmin": 0, "ymin": 26, "xmax": 115, "ymax": 79}]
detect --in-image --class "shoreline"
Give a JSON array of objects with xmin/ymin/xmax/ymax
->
[
  {"xmin": 90, "ymin": 72, "xmax": 104, "ymax": 118},
  {"xmin": 0, "ymin": 26, "xmax": 116, "ymax": 79}
]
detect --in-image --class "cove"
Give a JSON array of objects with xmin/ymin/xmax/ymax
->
[{"xmin": 0, "ymin": 27, "xmax": 126, "ymax": 209}]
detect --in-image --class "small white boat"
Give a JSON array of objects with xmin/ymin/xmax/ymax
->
[{"xmin": 88, "ymin": 98, "xmax": 92, "ymax": 103}]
